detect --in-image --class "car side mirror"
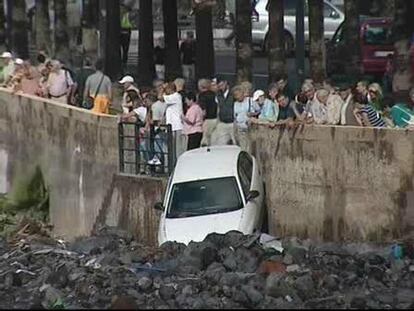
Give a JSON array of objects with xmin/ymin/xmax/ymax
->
[
  {"xmin": 246, "ymin": 190, "xmax": 260, "ymax": 202},
  {"xmin": 154, "ymin": 202, "xmax": 164, "ymax": 211}
]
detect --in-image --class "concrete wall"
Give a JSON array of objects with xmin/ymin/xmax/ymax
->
[
  {"xmin": 0, "ymin": 88, "xmax": 119, "ymax": 240},
  {"xmin": 98, "ymin": 174, "xmax": 166, "ymax": 246},
  {"xmin": 249, "ymin": 125, "xmax": 414, "ymax": 243}
]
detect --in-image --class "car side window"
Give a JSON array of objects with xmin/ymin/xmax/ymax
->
[
  {"xmin": 324, "ymin": 3, "xmax": 339, "ymax": 19},
  {"xmin": 237, "ymin": 152, "xmax": 253, "ymax": 198}
]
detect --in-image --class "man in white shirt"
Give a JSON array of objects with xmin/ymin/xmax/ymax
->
[
  {"xmin": 47, "ymin": 60, "xmax": 74, "ymax": 104},
  {"xmin": 163, "ymin": 83, "xmax": 185, "ymax": 165}
]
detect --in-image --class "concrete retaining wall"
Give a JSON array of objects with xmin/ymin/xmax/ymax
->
[
  {"xmin": 1, "ymin": 89, "xmax": 413, "ymax": 244},
  {"xmin": 99, "ymin": 174, "xmax": 166, "ymax": 246},
  {"xmin": 249, "ymin": 125, "xmax": 414, "ymax": 243},
  {"xmin": 0, "ymin": 89, "xmax": 119, "ymax": 240}
]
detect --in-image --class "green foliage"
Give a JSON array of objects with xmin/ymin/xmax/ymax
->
[{"xmin": 0, "ymin": 166, "xmax": 49, "ymax": 237}]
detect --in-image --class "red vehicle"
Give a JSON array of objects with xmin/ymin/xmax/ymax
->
[{"xmin": 327, "ymin": 17, "xmax": 393, "ymax": 77}]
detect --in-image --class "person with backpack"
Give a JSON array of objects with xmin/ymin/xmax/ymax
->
[
  {"xmin": 46, "ymin": 60, "xmax": 75, "ymax": 105},
  {"xmin": 83, "ymin": 59, "xmax": 113, "ymax": 114}
]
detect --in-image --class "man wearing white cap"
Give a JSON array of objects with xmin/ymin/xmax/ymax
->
[
  {"xmin": 252, "ymin": 89, "xmax": 279, "ymax": 123},
  {"xmin": 119, "ymin": 75, "xmax": 140, "ymax": 113},
  {"xmin": 0, "ymin": 52, "xmax": 15, "ymax": 85}
]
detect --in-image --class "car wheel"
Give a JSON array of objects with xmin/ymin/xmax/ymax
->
[{"xmin": 263, "ymin": 31, "xmax": 295, "ymax": 57}]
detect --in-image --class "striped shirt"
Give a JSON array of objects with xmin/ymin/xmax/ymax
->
[{"xmin": 360, "ymin": 105, "xmax": 386, "ymax": 127}]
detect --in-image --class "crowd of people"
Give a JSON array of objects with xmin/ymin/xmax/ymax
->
[{"xmin": 1, "ymin": 50, "xmax": 414, "ymax": 168}]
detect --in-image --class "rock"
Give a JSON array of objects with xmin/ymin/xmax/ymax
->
[
  {"xmin": 159, "ymin": 285, "xmax": 175, "ymax": 300},
  {"xmin": 137, "ymin": 277, "xmax": 153, "ymax": 291},
  {"xmin": 242, "ymin": 285, "xmax": 264, "ymax": 305},
  {"xmin": 294, "ymin": 274, "xmax": 315, "ymax": 300},
  {"xmin": 265, "ymin": 273, "xmax": 295, "ymax": 298},
  {"xmin": 181, "ymin": 285, "xmax": 194, "ymax": 296},
  {"xmin": 258, "ymin": 261, "xmax": 286, "ymax": 275},
  {"xmin": 350, "ymin": 296, "xmax": 367, "ymax": 309},
  {"xmin": 323, "ymin": 275, "xmax": 339, "ymax": 291},
  {"xmin": 232, "ymin": 287, "xmax": 249, "ymax": 305},
  {"xmin": 397, "ymin": 289, "xmax": 414, "ymax": 304},
  {"xmin": 42, "ymin": 286, "xmax": 63, "ymax": 309},
  {"xmin": 283, "ymin": 254, "xmax": 294, "ymax": 265},
  {"xmin": 110, "ymin": 295, "xmax": 139, "ymax": 310},
  {"xmin": 286, "ymin": 265, "xmax": 300, "ymax": 273}
]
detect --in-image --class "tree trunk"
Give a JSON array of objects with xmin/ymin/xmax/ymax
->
[
  {"xmin": 138, "ymin": 0, "xmax": 155, "ymax": 86},
  {"xmin": 11, "ymin": 0, "xmax": 29, "ymax": 58},
  {"xmin": 343, "ymin": 0, "xmax": 360, "ymax": 80},
  {"xmin": 308, "ymin": 0, "xmax": 325, "ymax": 83},
  {"xmin": 267, "ymin": 0, "xmax": 285, "ymax": 84},
  {"xmin": 99, "ymin": 0, "xmax": 121, "ymax": 80},
  {"xmin": 162, "ymin": 0, "xmax": 181, "ymax": 81},
  {"xmin": 195, "ymin": 5, "xmax": 215, "ymax": 80},
  {"xmin": 235, "ymin": 0, "xmax": 252, "ymax": 83},
  {"xmin": 392, "ymin": 0, "xmax": 414, "ymax": 97},
  {"xmin": 54, "ymin": 0, "xmax": 70, "ymax": 63},
  {"xmin": 35, "ymin": 0, "xmax": 51, "ymax": 54},
  {"xmin": 81, "ymin": 0, "xmax": 99, "ymax": 62},
  {"xmin": 0, "ymin": 0, "xmax": 5, "ymax": 48}
]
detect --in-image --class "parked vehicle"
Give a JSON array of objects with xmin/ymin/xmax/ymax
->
[
  {"xmin": 326, "ymin": 17, "xmax": 393, "ymax": 76},
  {"xmin": 155, "ymin": 146, "xmax": 265, "ymax": 246},
  {"xmin": 252, "ymin": 0, "xmax": 345, "ymax": 53}
]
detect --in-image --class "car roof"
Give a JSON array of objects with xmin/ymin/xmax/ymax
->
[
  {"xmin": 359, "ymin": 16, "xmax": 392, "ymax": 26},
  {"xmin": 172, "ymin": 146, "xmax": 242, "ymax": 184}
]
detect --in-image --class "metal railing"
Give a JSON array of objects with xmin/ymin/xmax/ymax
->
[{"xmin": 118, "ymin": 122, "xmax": 174, "ymax": 177}]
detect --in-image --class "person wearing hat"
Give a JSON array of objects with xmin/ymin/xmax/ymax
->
[
  {"xmin": 83, "ymin": 58, "xmax": 113, "ymax": 113},
  {"xmin": 119, "ymin": 75, "xmax": 140, "ymax": 114},
  {"xmin": 0, "ymin": 52, "xmax": 15, "ymax": 86},
  {"xmin": 253, "ymin": 89, "xmax": 279, "ymax": 124}
]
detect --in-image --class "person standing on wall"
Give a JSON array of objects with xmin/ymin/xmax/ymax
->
[{"xmin": 120, "ymin": 4, "xmax": 134, "ymax": 66}]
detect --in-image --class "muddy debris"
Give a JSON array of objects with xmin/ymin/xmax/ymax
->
[{"xmin": 0, "ymin": 228, "xmax": 414, "ymax": 309}]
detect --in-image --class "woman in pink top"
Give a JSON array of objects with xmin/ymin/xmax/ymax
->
[{"xmin": 181, "ymin": 92, "xmax": 204, "ymax": 150}]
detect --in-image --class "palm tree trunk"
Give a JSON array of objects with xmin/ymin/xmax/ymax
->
[
  {"xmin": 138, "ymin": 0, "xmax": 155, "ymax": 86},
  {"xmin": 35, "ymin": 0, "xmax": 51, "ymax": 55},
  {"xmin": 343, "ymin": 0, "xmax": 360, "ymax": 79},
  {"xmin": 11, "ymin": 0, "xmax": 29, "ymax": 58},
  {"xmin": 162, "ymin": 0, "xmax": 182, "ymax": 81},
  {"xmin": 81, "ymin": 0, "xmax": 99, "ymax": 62},
  {"xmin": 267, "ymin": 0, "xmax": 285, "ymax": 84},
  {"xmin": 195, "ymin": 5, "xmax": 215, "ymax": 80},
  {"xmin": 54, "ymin": 0, "xmax": 70, "ymax": 63},
  {"xmin": 0, "ymin": 0, "xmax": 5, "ymax": 48},
  {"xmin": 392, "ymin": 0, "xmax": 414, "ymax": 97},
  {"xmin": 99, "ymin": 0, "xmax": 121, "ymax": 80},
  {"xmin": 308, "ymin": 0, "xmax": 326, "ymax": 83},
  {"xmin": 235, "ymin": 0, "xmax": 252, "ymax": 83}
]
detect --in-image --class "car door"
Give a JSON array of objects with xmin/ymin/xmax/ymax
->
[
  {"xmin": 326, "ymin": 22, "xmax": 346, "ymax": 75},
  {"xmin": 323, "ymin": 2, "xmax": 343, "ymax": 40},
  {"xmin": 237, "ymin": 152, "xmax": 262, "ymax": 233}
]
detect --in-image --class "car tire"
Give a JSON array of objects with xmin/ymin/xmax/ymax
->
[{"xmin": 263, "ymin": 31, "xmax": 295, "ymax": 57}]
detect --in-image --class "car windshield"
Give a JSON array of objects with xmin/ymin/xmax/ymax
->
[
  {"xmin": 167, "ymin": 177, "xmax": 243, "ymax": 219},
  {"xmin": 364, "ymin": 25, "xmax": 393, "ymax": 46}
]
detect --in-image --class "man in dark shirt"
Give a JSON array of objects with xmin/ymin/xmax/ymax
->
[
  {"xmin": 270, "ymin": 93, "xmax": 295, "ymax": 128},
  {"xmin": 154, "ymin": 37, "xmax": 165, "ymax": 80},
  {"xmin": 212, "ymin": 79, "xmax": 236, "ymax": 145},
  {"xmin": 198, "ymin": 79, "xmax": 218, "ymax": 146},
  {"xmin": 180, "ymin": 31, "xmax": 196, "ymax": 83}
]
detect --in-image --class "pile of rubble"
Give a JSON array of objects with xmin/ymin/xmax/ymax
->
[{"xmin": 0, "ymin": 228, "xmax": 414, "ymax": 309}]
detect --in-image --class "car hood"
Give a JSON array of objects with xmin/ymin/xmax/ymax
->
[{"xmin": 163, "ymin": 209, "xmax": 243, "ymax": 245}]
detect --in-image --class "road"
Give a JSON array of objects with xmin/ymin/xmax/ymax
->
[{"xmin": 214, "ymin": 50, "xmax": 310, "ymax": 91}]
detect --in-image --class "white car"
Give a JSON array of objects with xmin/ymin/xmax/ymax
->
[
  {"xmin": 155, "ymin": 146, "xmax": 265, "ymax": 246},
  {"xmin": 252, "ymin": 0, "xmax": 345, "ymax": 53}
]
